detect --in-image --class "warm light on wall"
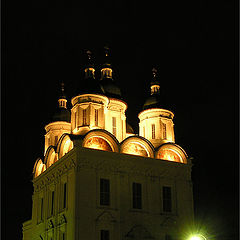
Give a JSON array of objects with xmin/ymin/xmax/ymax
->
[
  {"xmin": 157, "ymin": 149, "xmax": 182, "ymax": 162},
  {"xmin": 84, "ymin": 137, "xmax": 113, "ymax": 152},
  {"xmin": 35, "ymin": 160, "xmax": 46, "ymax": 178},
  {"xmin": 48, "ymin": 152, "xmax": 56, "ymax": 167},
  {"xmin": 62, "ymin": 139, "xmax": 73, "ymax": 156},
  {"xmin": 122, "ymin": 142, "xmax": 149, "ymax": 157}
]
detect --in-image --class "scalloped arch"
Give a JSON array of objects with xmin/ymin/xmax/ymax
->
[
  {"xmin": 82, "ymin": 129, "xmax": 119, "ymax": 152},
  {"xmin": 155, "ymin": 143, "xmax": 188, "ymax": 163},
  {"xmin": 44, "ymin": 146, "xmax": 58, "ymax": 168},
  {"xmin": 120, "ymin": 136, "xmax": 154, "ymax": 158},
  {"xmin": 57, "ymin": 134, "xmax": 74, "ymax": 159},
  {"xmin": 33, "ymin": 158, "xmax": 46, "ymax": 178}
]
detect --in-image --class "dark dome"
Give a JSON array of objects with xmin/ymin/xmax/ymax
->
[
  {"xmin": 143, "ymin": 93, "xmax": 172, "ymax": 111},
  {"xmin": 76, "ymin": 77, "xmax": 104, "ymax": 95},
  {"xmin": 52, "ymin": 107, "xmax": 71, "ymax": 122},
  {"xmin": 100, "ymin": 78, "xmax": 121, "ymax": 98}
]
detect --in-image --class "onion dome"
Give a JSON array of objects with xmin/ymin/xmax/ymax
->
[
  {"xmin": 100, "ymin": 46, "xmax": 122, "ymax": 98},
  {"xmin": 77, "ymin": 50, "xmax": 103, "ymax": 95},
  {"xmin": 143, "ymin": 68, "xmax": 169, "ymax": 110},
  {"xmin": 52, "ymin": 82, "xmax": 71, "ymax": 122}
]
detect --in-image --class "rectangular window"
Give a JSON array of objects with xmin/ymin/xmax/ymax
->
[
  {"xmin": 152, "ymin": 124, "xmax": 155, "ymax": 139},
  {"xmin": 83, "ymin": 109, "xmax": 87, "ymax": 125},
  {"xmin": 100, "ymin": 179, "xmax": 110, "ymax": 206},
  {"xmin": 48, "ymin": 137, "xmax": 51, "ymax": 146},
  {"xmin": 132, "ymin": 182, "xmax": 142, "ymax": 209},
  {"xmin": 122, "ymin": 120, "xmax": 124, "ymax": 139},
  {"xmin": 162, "ymin": 123, "xmax": 167, "ymax": 139},
  {"xmin": 74, "ymin": 111, "xmax": 77, "ymax": 128},
  {"xmin": 165, "ymin": 235, "xmax": 172, "ymax": 240},
  {"xmin": 101, "ymin": 230, "xmax": 109, "ymax": 240},
  {"xmin": 143, "ymin": 126, "xmax": 145, "ymax": 138},
  {"xmin": 51, "ymin": 191, "xmax": 55, "ymax": 216},
  {"xmin": 63, "ymin": 183, "xmax": 67, "ymax": 209},
  {"xmin": 112, "ymin": 117, "xmax": 116, "ymax": 137},
  {"xmin": 95, "ymin": 109, "xmax": 99, "ymax": 126},
  {"xmin": 40, "ymin": 197, "xmax": 43, "ymax": 221},
  {"xmin": 162, "ymin": 186, "xmax": 172, "ymax": 212}
]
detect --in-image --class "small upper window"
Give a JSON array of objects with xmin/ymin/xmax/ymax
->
[
  {"xmin": 74, "ymin": 111, "xmax": 77, "ymax": 128},
  {"xmin": 95, "ymin": 109, "xmax": 99, "ymax": 126},
  {"xmin": 112, "ymin": 117, "xmax": 116, "ymax": 137},
  {"xmin": 83, "ymin": 109, "xmax": 87, "ymax": 125},
  {"xmin": 162, "ymin": 123, "xmax": 167, "ymax": 139},
  {"xmin": 152, "ymin": 124, "xmax": 155, "ymax": 139}
]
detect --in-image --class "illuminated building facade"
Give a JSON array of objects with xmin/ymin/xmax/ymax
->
[{"xmin": 22, "ymin": 49, "xmax": 194, "ymax": 240}]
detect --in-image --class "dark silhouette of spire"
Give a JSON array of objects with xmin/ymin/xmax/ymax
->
[
  {"xmin": 142, "ymin": 67, "xmax": 169, "ymax": 110},
  {"xmin": 100, "ymin": 46, "xmax": 121, "ymax": 98}
]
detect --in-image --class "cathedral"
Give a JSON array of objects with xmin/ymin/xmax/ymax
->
[{"xmin": 22, "ymin": 48, "xmax": 194, "ymax": 240}]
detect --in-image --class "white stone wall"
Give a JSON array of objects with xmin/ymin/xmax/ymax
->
[
  {"xmin": 138, "ymin": 109, "xmax": 175, "ymax": 148},
  {"xmin": 44, "ymin": 122, "xmax": 71, "ymax": 154},
  {"xmin": 71, "ymin": 94, "xmax": 127, "ymax": 143}
]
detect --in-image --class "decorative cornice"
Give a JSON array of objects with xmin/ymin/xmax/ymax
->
[{"xmin": 33, "ymin": 156, "xmax": 77, "ymax": 191}]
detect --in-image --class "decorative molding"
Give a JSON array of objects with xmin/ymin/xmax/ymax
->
[
  {"xmin": 96, "ymin": 211, "xmax": 116, "ymax": 223},
  {"xmin": 125, "ymin": 225, "xmax": 154, "ymax": 240},
  {"xmin": 47, "ymin": 219, "xmax": 54, "ymax": 229},
  {"xmin": 33, "ymin": 158, "xmax": 76, "ymax": 190},
  {"xmin": 160, "ymin": 216, "xmax": 177, "ymax": 227},
  {"xmin": 59, "ymin": 214, "xmax": 67, "ymax": 225}
]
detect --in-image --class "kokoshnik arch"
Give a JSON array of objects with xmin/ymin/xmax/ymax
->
[{"xmin": 23, "ymin": 48, "xmax": 194, "ymax": 240}]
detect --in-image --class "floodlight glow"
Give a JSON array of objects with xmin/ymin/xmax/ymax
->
[
  {"xmin": 190, "ymin": 236, "xmax": 201, "ymax": 240},
  {"xmin": 189, "ymin": 234, "xmax": 206, "ymax": 240}
]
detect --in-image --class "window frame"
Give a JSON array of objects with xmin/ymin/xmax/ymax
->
[
  {"xmin": 50, "ymin": 190, "xmax": 55, "ymax": 216},
  {"xmin": 95, "ymin": 109, "xmax": 99, "ymax": 126},
  {"xmin": 162, "ymin": 186, "xmax": 172, "ymax": 213},
  {"xmin": 162, "ymin": 122, "xmax": 167, "ymax": 139},
  {"xmin": 151, "ymin": 124, "xmax": 155, "ymax": 139},
  {"xmin": 83, "ymin": 109, "xmax": 87, "ymax": 126},
  {"xmin": 100, "ymin": 230, "xmax": 109, "ymax": 240},
  {"xmin": 63, "ymin": 182, "xmax": 67, "ymax": 209},
  {"xmin": 100, "ymin": 178, "xmax": 110, "ymax": 206},
  {"xmin": 132, "ymin": 182, "xmax": 142, "ymax": 209},
  {"xmin": 112, "ymin": 117, "xmax": 116, "ymax": 137}
]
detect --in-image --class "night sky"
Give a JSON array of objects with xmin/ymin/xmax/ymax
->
[{"xmin": 2, "ymin": 0, "xmax": 238, "ymax": 239}]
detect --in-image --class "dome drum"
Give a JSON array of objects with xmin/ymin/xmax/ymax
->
[
  {"xmin": 71, "ymin": 99, "xmax": 106, "ymax": 135},
  {"xmin": 44, "ymin": 121, "xmax": 71, "ymax": 154},
  {"xmin": 138, "ymin": 108, "xmax": 175, "ymax": 148},
  {"xmin": 71, "ymin": 94, "xmax": 109, "ymax": 107}
]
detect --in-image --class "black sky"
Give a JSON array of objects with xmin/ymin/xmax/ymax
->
[{"xmin": 2, "ymin": 0, "xmax": 239, "ymax": 239}]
